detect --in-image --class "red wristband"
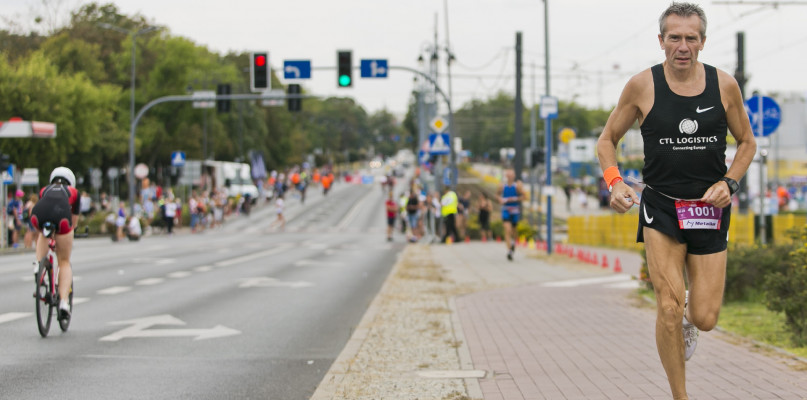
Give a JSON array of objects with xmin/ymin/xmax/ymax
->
[{"xmin": 603, "ymin": 166, "xmax": 622, "ymax": 188}]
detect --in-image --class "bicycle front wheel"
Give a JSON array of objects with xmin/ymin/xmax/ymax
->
[{"xmin": 34, "ymin": 257, "xmax": 54, "ymax": 338}]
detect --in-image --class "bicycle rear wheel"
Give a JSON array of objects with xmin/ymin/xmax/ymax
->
[
  {"xmin": 34, "ymin": 257, "xmax": 54, "ymax": 337},
  {"xmin": 58, "ymin": 280, "xmax": 73, "ymax": 332}
]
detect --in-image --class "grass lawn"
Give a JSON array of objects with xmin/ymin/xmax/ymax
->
[
  {"xmin": 718, "ymin": 301, "xmax": 807, "ymax": 359},
  {"xmin": 637, "ymin": 289, "xmax": 807, "ymax": 359}
]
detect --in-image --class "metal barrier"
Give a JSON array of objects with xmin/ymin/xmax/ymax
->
[{"xmin": 568, "ymin": 212, "xmax": 805, "ymax": 249}]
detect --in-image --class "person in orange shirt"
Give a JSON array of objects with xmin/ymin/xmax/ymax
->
[
  {"xmin": 312, "ymin": 170, "xmax": 321, "ymax": 185},
  {"xmin": 322, "ymin": 173, "xmax": 334, "ymax": 196}
]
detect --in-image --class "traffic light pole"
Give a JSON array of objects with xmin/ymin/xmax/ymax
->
[
  {"xmin": 128, "ymin": 66, "xmax": 457, "ymax": 215},
  {"xmin": 126, "ymin": 92, "xmax": 311, "ymax": 216}
]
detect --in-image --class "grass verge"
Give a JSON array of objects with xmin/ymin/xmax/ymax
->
[{"xmin": 637, "ymin": 288, "xmax": 807, "ymax": 360}]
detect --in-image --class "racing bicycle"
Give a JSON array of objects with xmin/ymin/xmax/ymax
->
[{"xmin": 33, "ymin": 222, "xmax": 86, "ymax": 337}]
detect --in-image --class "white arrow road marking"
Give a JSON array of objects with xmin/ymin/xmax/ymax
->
[
  {"xmin": 100, "ymin": 314, "xmax": 241, "ymax": 342},
  {"xmin": 0, "ymin": 312, "xmax": 30, "ymax": 324},
  {"xmin": 135, "ymin": 278, "xmax": 164, "ymax": 286},
  {"xmin": 541, "ymin": 274, "xmax": 630, "ymax": 288},
  {"xmin": 97, "ymin": 286, "xmax": 132, "ymax": 295},
  {"xmin": 215, "ymin": 244, "xmax": 293, "ymax": 268},
  {"xmin": 294, "ymin": 260, "xmax": 345, "ymax": 268},
  {"xmin": 239, "ymin": 277, "xmax": 314, "ymax": 288},
  {"xmin": 167, "ymin": 271, "xmax": 192, "ymax": 279}
]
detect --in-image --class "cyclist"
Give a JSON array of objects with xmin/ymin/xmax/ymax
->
[{"xmin": 30, "ymin": 167, "xmax": 80, "ymax": 320}]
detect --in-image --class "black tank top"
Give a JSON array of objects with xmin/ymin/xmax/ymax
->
[{"xmin": 640, "ymin": 63, "xmax": 727, "ymax": 199}]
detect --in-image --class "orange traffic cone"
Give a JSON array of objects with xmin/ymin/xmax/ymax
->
[
  {"xmin": 446, "ymin": 237, "xmax": 453, "ymax": 245},
  {"xmin": 601, "ymin": 254, "xmax": 609, "ymax": 269},
  {"xmin": 614, "ymin": 257, "xmax": 623, "ymax": 273},
  {"xmin": 464, "ymin": 236, "xmax": 471, "ymax": 243},
  {"xmin": 496, "ymin": 236, "xmax": 502, "ymax": 242},
  {"xmin": 481, "ymin": 235, "xmax": 487, "ymax": 242}
]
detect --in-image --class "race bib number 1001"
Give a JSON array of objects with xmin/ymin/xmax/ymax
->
[{"xmin": 674, "ymin": 200, "xmax": 722, "ymax": 230}]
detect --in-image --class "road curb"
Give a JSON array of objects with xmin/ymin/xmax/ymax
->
[{"xmin": 309, "ymin": 246, "xmax": 406, "ymax": 400}]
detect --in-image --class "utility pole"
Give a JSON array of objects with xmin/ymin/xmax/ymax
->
[
  {"xmin": 543, "ymin": 0, "xmax": 553, "ymax": 254},
  {"xmin": 734, "ymin": 31, "xmax": 750, "ymax": 213},
  {"xmin": 514, "ymin": 32, "xmax": 524, "ymax": 180}
]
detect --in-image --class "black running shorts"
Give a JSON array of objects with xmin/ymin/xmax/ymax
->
[{"xmin": 637, "ymin": 188, "xmax": 730, "ymax": 255}]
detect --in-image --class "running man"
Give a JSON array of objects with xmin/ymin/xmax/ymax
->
[
  {"xmin": 597, "ymin": 3, "xmax": 756, "ymax": 399},
  {"xmin": 498, "ymin": 168, "xmax": 525, "ymax": 261}
]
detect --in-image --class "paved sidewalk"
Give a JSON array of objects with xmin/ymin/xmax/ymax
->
[{"xmin": 312, "ymin": 241, "xmax": 807, "ymax": 399}]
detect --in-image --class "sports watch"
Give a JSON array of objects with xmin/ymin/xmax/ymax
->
[{"xmin": 719, "ymin": 177, "xmax": 739, "ymax": 195}]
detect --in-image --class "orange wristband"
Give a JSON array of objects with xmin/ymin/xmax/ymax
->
[{"xmin": 603, "ymin": 166, "xmax": 622, "ymax": 188}]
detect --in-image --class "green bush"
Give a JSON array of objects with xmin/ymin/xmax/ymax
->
[
  {"xmin": 763, "ymin": 225, "xmax": 807, "ymax": 346},
  {"xmin": 725, "ymin": 243, "xmax": 791, "ymax": 302}
]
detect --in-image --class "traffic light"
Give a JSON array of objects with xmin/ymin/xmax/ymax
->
[
  {"xmin": 287, "ymin": 84, "xmax": 301, "ymax": 112},
  {"xmin": 530, "ymin": 147, "xmax": 545, "ymax": 168},
  {"xmin": 216, "ymin": 83, "xmax": 231, "ymax": 113},
  {"xmin": 337, "ymin": 50, "xmax": 352, "ymax": 87},
  {"xmin": 250, "ymin": 52, "xmax": 269, "ymax": 92}
]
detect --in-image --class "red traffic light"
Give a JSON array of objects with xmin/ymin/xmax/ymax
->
[{"xmin": 254, "ymin": 55, "xmax": 266, "ymax": 67}]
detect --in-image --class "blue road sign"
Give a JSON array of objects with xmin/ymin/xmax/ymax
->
[
  {"xmin": 428, "ymin": 133, "xmax": 451, "ymax": 155},
  {"xmin": 171, "ymin": 151, "xmax": 186, "ymax": 167},
  {"xmin": 744, "ymin": 95, "xmax": 781, "ymax": 137},
  {"xmin": 360, "ymin": 59, "xmax": 388, "ymax": 78},
  {"xmin": 2, "ymin": 165, "xmax": 12, "ymax": 184},
  {"xmin": 283, "ymin": 60, "xmax": 311, "ymax": 79}
]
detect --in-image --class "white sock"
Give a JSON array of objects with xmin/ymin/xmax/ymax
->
[{"xmin": 59, "ymin": 300, "xmax": 69, "ymax": 310}]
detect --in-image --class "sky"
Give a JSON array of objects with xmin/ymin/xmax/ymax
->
[{"xmin": 3, "ymin": 0, "xmax": 807, "ymax": 117}]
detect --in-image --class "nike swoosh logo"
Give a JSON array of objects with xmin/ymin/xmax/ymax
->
[
  {"xmin": 643, "ymin": 204, "xmax": 654, "ymax": 224},
  {"xmin": 696, "ymin": 106, "xmax": 714, "ymax": 113}
]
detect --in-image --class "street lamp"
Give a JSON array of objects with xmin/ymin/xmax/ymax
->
[{"xmin": 98, "ymin": 23, "xmax": 158, "ymax": 216}]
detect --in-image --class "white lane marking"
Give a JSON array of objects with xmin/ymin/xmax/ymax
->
[
  {"xmin": 97, "ymin": 286, "xmax": 132, "ymax": 295},
  {"xmin": 100, "ymin": 314, "xmax": 241, "ymax": 342},
  {"xmin": 21, "ymin": 275, "xmax": 34, "ymax": 282},
  {"xmin": 0, "ymin": 312, "xmax": 30, "ymax": 324},
  {"xmin": 541, "ymin": 274, "xmax": 630, "ymax": 288},
  {"xmin": 336, "ymin": 189, "xmax": 373, "ymax": 230},
  {"xmin": 214, "ymin": 244, "xmax": 293, "ymax": 268},
  {"xmin": 135, "ymin": 278, "xmax": 165, "ymax": 286},
  {"xmin": 155, "ymin": 259, "xmax": 176, "ymax": 265},
  {"xmin": 194, "ymin": 266, "xmax": 213, "ymax": 272},
  {"xmin": 167, "ymin": 271, "xmax": 192, "ymax": 279},
  {"xmin": 239, "ymin": 277, "xmax": 314, "ymax": 288},
  {"xmin": 294, "ymin": 260, "xmax": 345, "ymax": 268},
  {"xmin": 72, "ymin": 297, "xmax": 91, "ymax": 305},
  {"xmin": 605, "ymin": 280, "xmax": 642, "ymax": 289}
]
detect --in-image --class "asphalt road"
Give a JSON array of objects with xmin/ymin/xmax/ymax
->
[{"xmin": 0, "ymin": 179, "xmax": 403, "ymax": 399}]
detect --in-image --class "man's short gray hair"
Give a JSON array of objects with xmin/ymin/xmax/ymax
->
[{"xmin": 659, "ymin": 2, "xmax": 707, "ymax": 39}]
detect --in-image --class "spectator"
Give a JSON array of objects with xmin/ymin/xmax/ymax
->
[
  {"xmin": 6, "ymin": 189, "xmax": 24, "ymax": 248},
  {"xmin": 478, "ymin": 193, "xmax": 492, "ymax": 242},
  {"xmin": 79, "ymin": 191, "xmax": 92, "ymax": 217},
  {"xmin": 23, "ymin": 193, "xmax": 39, "ymax": 249}
]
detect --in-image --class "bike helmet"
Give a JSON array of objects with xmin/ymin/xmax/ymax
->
[{"xmin": 50, "ymin": 166, "xmax": 76, "ymax": 187}]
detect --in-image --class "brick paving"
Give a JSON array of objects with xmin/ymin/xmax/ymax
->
[{"xmin": 433, "ymin": 243, "xmax": 807, "ymax": 400}]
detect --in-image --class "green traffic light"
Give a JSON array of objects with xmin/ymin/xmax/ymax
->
[{"xmin": 338, "ymin": 75, "xmax": 351, "ymax": 87}]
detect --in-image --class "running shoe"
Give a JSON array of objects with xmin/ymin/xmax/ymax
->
[
  {"xmin": 507, "ymin": 249, "xmax": 513, "ymax": 261},
  {"xmin": 683, "ymin": 290, "xmax": 698, "ymax": 361}
]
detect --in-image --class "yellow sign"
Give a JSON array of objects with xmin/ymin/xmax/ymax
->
[
  {"xmin": 430, "ymin": 116, "xmax": 448, "ymax": 133},
  {"xmin": 559, "ymin": 128, "xmax": 576, "ymax": 144}
]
